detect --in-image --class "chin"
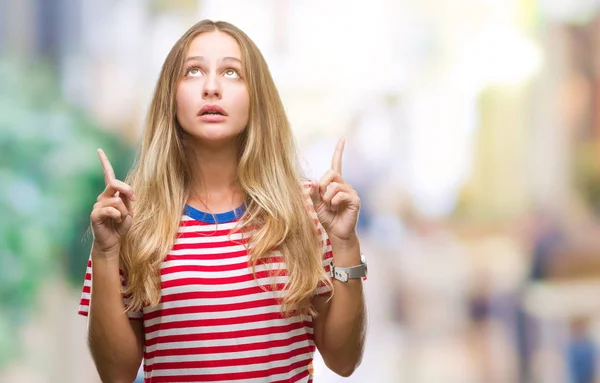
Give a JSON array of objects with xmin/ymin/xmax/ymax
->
[
  {"xmin": 191, "ymin": 130, "xmax": 242, "ymax": 146},
  {"xmin": 182, "ymin": 121, "xmax": 246, "ymax": 145}
]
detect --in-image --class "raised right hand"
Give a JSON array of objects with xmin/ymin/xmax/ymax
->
[{"xmin": 90, "ymin": 149, "xmax": 136, "ymax": 256}]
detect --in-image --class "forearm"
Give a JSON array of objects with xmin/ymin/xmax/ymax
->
[
  {"xmin": 88, "ymin": 249, "xmax": 143, "ymax": 382},
  {"xmin": 320, "ymin": 239, "xmax": 366, "ymax": 375}
]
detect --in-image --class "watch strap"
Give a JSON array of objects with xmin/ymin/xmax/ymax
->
[{"xmin": 329, "ymin": 260, "xmax": 367, "ymax": 283}]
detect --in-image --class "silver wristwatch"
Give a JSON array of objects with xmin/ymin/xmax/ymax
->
[{"xmin": 329, "ymin": 254, "xmax": 367, "ymax": 283}]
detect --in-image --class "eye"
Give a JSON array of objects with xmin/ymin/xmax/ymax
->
[
  {"xmin": 223, "ymin": 68, "xmax": 241, "ymax": 79},
  {"xmin": 185, "ymin": 66, "xmax": 203, "ymax": 77}
]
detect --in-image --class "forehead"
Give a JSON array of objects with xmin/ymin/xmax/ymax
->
[{"xmin": 186, "ymin": 30, "xmax": 242, "ymax": 59}]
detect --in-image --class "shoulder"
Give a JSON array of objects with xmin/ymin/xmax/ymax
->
[
  {"xmin": 300, "ymin": 178, "xmax": 312, "ymax": 193},
  {"xmin": 299, "ymin": 178, "xmax": 317, "ymax": 211},
  {"xmin": 299, "ymin": 178, "xmax": 315, "ymax": 200}
]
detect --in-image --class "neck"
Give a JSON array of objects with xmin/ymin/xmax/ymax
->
[{"xmin": 186, "ymin": 140, "xmax": 245, "ymax": 212}]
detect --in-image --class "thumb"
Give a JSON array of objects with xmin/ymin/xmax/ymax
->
[{"xmin": 308, "ymin": 180, "xmax": 321, "ymax": 207}]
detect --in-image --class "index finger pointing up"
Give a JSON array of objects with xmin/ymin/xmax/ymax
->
[
  {"xmin": 97, "ymin": 148, "xmax": 116, "ymax": 185},
  {"xmin": 331, "ymin": 138, "xmax": 345, "ymax": 175}
]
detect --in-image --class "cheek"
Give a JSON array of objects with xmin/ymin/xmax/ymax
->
[
  {"xmin": 236, "ymin": 89, "xmax": 250, "ymax": 122},
  {"xmin": 176, "ymin": 85, "xmax": 195, "ymax": 118}
]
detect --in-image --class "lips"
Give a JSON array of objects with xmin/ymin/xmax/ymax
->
[{"xmin": 198, "ymin": 104, "xmax": 228, "ymax": 116}]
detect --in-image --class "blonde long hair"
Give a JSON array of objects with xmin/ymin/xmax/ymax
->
[{"xmin": 121, "ymin": 20, "xmax": 330, "ymax": 316}]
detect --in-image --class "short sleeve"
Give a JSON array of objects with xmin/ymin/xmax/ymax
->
[
  {"xmin": 78, "ymin": 254, "xmax": 143, "ymax": 320},
  {"xmin": 303, "ymin": 180, "xmax": 334, "ymax": 296}
]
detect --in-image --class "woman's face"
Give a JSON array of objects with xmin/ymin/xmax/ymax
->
[{"xmin": 176, "ymin": 31, "xmax": 250, "ymax": 147}]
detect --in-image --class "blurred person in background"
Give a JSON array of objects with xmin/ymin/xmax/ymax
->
[
  {"xmin": 567, "ymin": 317, "xmax": 597, "ymax": 383},
  {"xmin": 515, "ymin": 208, "xmax": 600, "ymax": 383},
  {"xmin": 516, "ymin": 210, "xmax": 564, "ymax": 382},
  {"xmin": 78, "ymin": 19, "xmax": 366, "ymax": 382}
]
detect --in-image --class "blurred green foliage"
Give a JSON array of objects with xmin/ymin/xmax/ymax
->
[{"xmin": 0, "ymin": 58, "xmax": 134, "ymax": 367}]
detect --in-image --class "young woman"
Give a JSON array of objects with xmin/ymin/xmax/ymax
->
[{"xmin": 79, "ymin": 19, "xmax": 366, "ymax": 383}]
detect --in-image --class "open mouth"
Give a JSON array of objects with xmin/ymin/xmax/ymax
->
[{"xmin": 198, "ymin": 105, "xmax": 227, "ymax": 116}]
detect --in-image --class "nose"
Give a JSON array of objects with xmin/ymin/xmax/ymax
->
[{"xmin": 202, "ymin": 74, "xmax": 221, "ymax": 99}]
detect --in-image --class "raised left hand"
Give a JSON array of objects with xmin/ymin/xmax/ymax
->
[{"xmin": 309, "ymin": 138, "xmax": 361, "ymax": 245}]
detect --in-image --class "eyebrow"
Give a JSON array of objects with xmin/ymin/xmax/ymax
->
[{"xmin": 185, "ymin": 56, "xmax": 242, "ymax": 64}]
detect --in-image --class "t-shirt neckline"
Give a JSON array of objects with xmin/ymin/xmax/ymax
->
[{"xmin": 184, "ymin": 203, "xmax": 246, "ymax": 224}]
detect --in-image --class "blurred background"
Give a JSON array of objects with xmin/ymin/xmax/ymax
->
[{"xmin": 2, "ymin": 0, "xmax": 600, "ymax": 382}]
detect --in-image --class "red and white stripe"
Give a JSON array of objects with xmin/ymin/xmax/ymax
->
[{"xmin": 79, "ymin": 183, "xmax": 333, "ymax": 382}]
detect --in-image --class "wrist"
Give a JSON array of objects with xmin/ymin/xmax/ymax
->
[
  {"xmin": 329, "ymin": 233, "xmax": 360, "ymax": 251},
  {"xmin": 91, "ymin": 244, "xmax": 121, "ymax": 264},
  {"xmin": 329, "ymin": 236, "xmax": 361, "ymax": 267}
]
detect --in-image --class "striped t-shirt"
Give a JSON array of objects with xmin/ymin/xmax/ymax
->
[{"xmin": 78, "ymin": 188, "xmax": 333, "ymax": 382}]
